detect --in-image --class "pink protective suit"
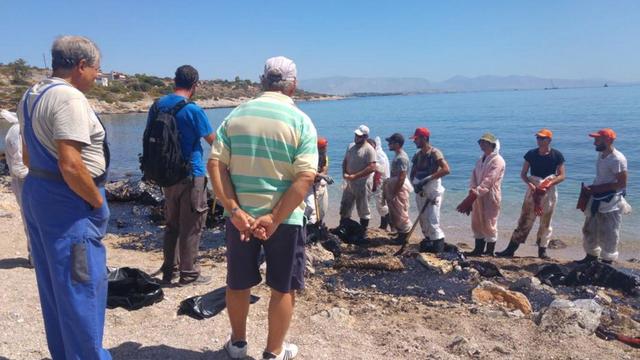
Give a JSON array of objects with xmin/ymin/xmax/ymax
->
[{"xmin": 469, "ymin": 151, "xmax": 506, "ymax": 242}]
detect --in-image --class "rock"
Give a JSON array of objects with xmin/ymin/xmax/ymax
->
[
  {"xmin": 472, "ymin": 281, "xmax": 533, "ymax": 315},
  {"xmin": 493, "ymin": 345, "xmax": 511, "ymax": 355},
  {"xmin": 447, "ymin": 336, "xmax": 480, "ymax": 357},
  {"xmin": 509, "ymin": 276, "xmax": 543, "ymax": 295},
  {"xmin": 416, "ymin": 253, "xmax": 454, "ymax": 274},
  {"xmin": 306, "ymin": 243, "xmax": 335, "ymax": 264},
  {"xmin": 594, "ymin": 289, "xmax": 612, "ymax": 305},
  {"xmin": 547, "ymin": 238, "xmax": 568, "ymax": 249},
  {"xmin": 334, "ymin": 256, "xmax": 405, "ymax": 271},
  {"xmin": 310, "ymin": 307, "xmax": 351, "ymax": 323},
  {"xmin": 437, "ymin": 289, "xmax": 445, "ymax": 296},
  {"xmin": 536, "ymin": 299, "xmax": 603, "ymax": 336}
]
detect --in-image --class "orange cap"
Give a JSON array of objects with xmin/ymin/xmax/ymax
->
[
  {"xmin": 536, "ymin": 128, "xmax": 553, "ymax": 139},
  {"xmin": 317, "ymin": 137, "xmax": 328, "ymax": 149},
  {"xmin": 588, "ymin": 128, "xmax": 616, "ymax": 140},
  {"xmin": 410, "ymin": 127, "xmax": 431, "ymax": 139}
]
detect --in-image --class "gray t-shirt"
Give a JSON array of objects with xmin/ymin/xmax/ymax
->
[
  {"xmin": 593, "ymin": 148, "xmax": 627, "ymax": 187},
  {"xmin": 18, "ymin": 78, "xmax": 106, "ymax": 177},
  {"xmin": 390, "ymin": 150, "xmax": 410, "ymax": 177},
  {"xmin": 344, "ymin": 142, "xmax": 377, "ymax": 186}
]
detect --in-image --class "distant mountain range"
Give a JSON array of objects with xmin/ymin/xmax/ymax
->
[{"xmin": 298, "ymin": 75, "xmax": 635, "ymax": 95}]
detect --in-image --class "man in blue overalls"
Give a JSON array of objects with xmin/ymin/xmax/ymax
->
[{"xmin": 17, "ymin": 35, "xmax": 111, "ymax": 359}]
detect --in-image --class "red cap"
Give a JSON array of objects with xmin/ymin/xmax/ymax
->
[
  {"xmin": 317, "ymin": 137, "xmax": 328, "ymax": 149},
  {"xmin": 410, "ymin": 127, "xmax": 431, "ymax": 139},
  {"xmin": 536, "ymin": 129, "xmax": 553, "ymax": 139},
  {"xmin": 588, "ymin": 128, "xmax": 616, "ymax": 140}
]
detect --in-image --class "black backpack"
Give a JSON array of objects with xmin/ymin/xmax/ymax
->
[{"xmin": 140, "ymin": 99, "xmax": 192, "ymax": 187}]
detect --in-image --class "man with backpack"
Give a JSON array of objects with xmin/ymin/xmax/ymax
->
[{"xmin": 143, "ymin": 65, "xmax": 215, "ymax": 286}]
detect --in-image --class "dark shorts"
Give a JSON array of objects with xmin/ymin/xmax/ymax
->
[{"xmin": 225, "ymin": 218, "xmax": 306, "ymax": 293}]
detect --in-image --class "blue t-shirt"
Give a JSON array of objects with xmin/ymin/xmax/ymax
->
[{"xmin": 148, "ymin": 94, "xmax": 213, "ymax": 177}]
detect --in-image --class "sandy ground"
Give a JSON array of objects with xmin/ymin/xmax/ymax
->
[{"xmin": 0, "ymin": 180, "xmax": 639, "ymax": 359}]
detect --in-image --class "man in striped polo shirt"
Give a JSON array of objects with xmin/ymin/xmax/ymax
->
[{"xmin": 209, "ymin": 56, "xmax": 317, "ymax": 360}]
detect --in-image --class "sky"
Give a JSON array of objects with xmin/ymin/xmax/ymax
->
[{"xmin": 1, "ymin": 0, "xmax": 639, "ymax": 82}]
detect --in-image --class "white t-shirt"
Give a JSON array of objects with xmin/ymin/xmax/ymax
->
[
  {"xmin": 593, "ymin": 148, "xmax": 628, "ymax": 213},
  {"xmin": 593, "ymin": 148, "xmax": 627, "ymax": 187},
  {"xmin": 17, "ymin": 78, "xmax": 106, "ymax": 177}
]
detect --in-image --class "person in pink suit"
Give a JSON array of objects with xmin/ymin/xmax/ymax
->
[{"xmin": 457, "ymin": 133, "xmax": 506, "ymax": 256}]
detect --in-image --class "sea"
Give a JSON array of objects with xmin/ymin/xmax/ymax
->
[{"xmin": 1, "ymin": 86, "xmax": 639, "ymax": 258}]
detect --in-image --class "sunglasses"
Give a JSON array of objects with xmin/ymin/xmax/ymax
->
[{"xmin": 536, "ymin": 136, "xmax": 549, "ymax": 140}]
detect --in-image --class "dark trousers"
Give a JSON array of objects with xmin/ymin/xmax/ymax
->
[{"xmin": 161, "ymin": 176, "xmax": 208, "ymax": 280}]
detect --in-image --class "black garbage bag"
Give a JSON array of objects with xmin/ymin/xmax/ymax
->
[
  {"xmin": 107, "ymin": 267, "xmax": 164, "ymax": 310},
  {"xmin": 329, "ymin": 218, "xmax": 363, "ymax": 244},
  {"xmin": 536, "ymin": 262, "xmax": 640, "ymax": 296},
  {"xmin": 460, "ymin": 260, "xmax": 503, "ymax": 278},
  {"xmin": 178, "ymin": 286, "xmax": 260, "ymax": 320},
  {"xmin": 536, "ymin": 264, "xmax": 569, "ymax": 287}
]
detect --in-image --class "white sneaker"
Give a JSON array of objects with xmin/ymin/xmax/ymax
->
[
  {"xmin": 262, "ymin": 342, "xmax": 298, "ymax": 360},
  {"xmin": 224, "ymin": 336, "xmax": 248, "ymax": 359}
]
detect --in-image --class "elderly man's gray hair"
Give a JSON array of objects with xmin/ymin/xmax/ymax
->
[
  {"xmin": 261, "ymin": 72, "xmax": 296, "ymax": 93},
  {"xmin": 51, "ymin": 35, "xmax": 101, "ymax": 70}
]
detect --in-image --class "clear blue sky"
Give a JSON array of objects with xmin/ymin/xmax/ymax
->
[{"xmin": 1, "ymin": 0, "xmax": 639, "ymax": 82}]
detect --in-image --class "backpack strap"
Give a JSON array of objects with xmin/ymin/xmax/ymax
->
[{"xmin": 170, "ymin": 99, "xmax": 192, "ymax": 116}]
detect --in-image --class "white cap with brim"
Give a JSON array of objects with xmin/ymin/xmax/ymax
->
[
  {"xmin": 263, "ymin": 56, "xmax": 297, "ymax": 81},
  {"xmin": 354, "ymin": 124, "xmax": 370, "ymax": 136},
  {"xmin": 0, "ymin": 110, "xmax": 18, "ymax": 124}
]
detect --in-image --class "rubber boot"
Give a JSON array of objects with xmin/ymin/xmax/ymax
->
[
  {"xmin": 538, "ymin": 246, "xmax": 550, "ymax": 259},
  {"xmin": 575, "ymin": 254, "xmax": 598, "ymax": 264},
  {"xmin": 496, "ymin": 241, "xmax": 520, "ymax": 258},
  {"xmin": 419, "ymin": 238, "xmax": 432, "ymax": 253},
  {"xmin": 484, "ymin": 242, "xmax": 496, "ymax": 257},
  {"xmin": 353, "ymin": 218, "xmax": 369, "ymax": 245},
  {"xmin": 379, "ymin": 215, "xmax": 390, "ymax": 230},
  {"xmin": 392, "ymin": 232, "xmax": 408, "ymax": 245},
  {"xmin": 432, "ymin": 238, "xmax": 445, "ymax": 253},
  {"xmin": 465, "ymin": 238, "xmax": 486, "ymax": 256}
]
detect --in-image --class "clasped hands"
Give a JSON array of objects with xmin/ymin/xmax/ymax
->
[{"xmin": 230, "ymin": 208, "xmax": 279, "ymax": 242}]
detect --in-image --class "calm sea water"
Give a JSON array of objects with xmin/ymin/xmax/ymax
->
[{"xmin": 2, "ymin": 86, "xmax": 639, "ymax": 256}]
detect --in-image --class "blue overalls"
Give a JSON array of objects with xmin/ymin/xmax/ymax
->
[{"xmin": 21, "ymin": 82, "xmax": 112, "ymax": 360}]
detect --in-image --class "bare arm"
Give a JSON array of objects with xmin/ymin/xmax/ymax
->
[
  {"xmin": 520, "ymin": 161, "xmax": 535, "ymax": 192},
  {"xmin": 349, "ymin": 162, "xmax": 376, "ymax": 181},
  {"xmin": 22, "ymin": 138, "xmax": 29, "ymax": 168},
  {"xmin": 57, "ymin": 140, "xmax": 103, "ymax": 208},
  {"xmin": 203, "ymin": 133, "xmax": 215, "ymax": 146},
  {"xmin": 430, "ymin": 158, "xmax": 451, "ymax": 180},
  {"xmin": 207, "ymin": 158, "xmax": 254, "ymax": 240},
  {"xmin": 587, "ymin": 171, "xmax": 627, "ymax": 194},
  {"xmin": 393, "ymin": 170, "xmax": 407, "ymax": 195},
  {"xmin": 550, "ymin": 163, "xmax": 566, "ymax": 186}
]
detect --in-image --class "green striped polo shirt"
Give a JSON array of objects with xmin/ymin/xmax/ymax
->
[{"xmin": 210, "ymin": 91, "xmax": 318, "ymax": 225}]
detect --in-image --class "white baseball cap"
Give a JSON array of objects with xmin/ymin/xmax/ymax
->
[
  {"xmin": 354, "ymin": 124, "xmax": 370, "ymax": 136},
  {"xmin": 263, "ymin": 56, "xmax": 297, "ymax": 81}
]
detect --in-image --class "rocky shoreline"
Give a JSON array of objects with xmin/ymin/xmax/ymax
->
[
  {"xmin": 88, "ymin": 95, "xmax": 346, "ymax": 115},
  {"xmin": 0, "ymin": 174, "xmax": 639, "ymax": 359}
]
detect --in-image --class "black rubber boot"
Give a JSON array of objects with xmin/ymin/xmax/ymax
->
[
  {"xmin": 379, "ymin": 215, "xmax": 390, "ymax": 230},
  {"xmin": 496, "ymin": 241, "xmax": 520, "ymax": 258},
  {"xmin": 465, "ymin": 238, "xmax": 486, "ymax": 256},
  {"xmin": 432, "ymin": 238, "xmax": 445, "ymax": 253},
  {"xmin": 538, "ymin": 246, "xmax": 550, "ymax": 259},
  {"xmin": 392, "ymin": 232, "xmax": 408, "ymax": 245},
  {"xmin": 484, "ymin": 242, "xmax": 496, "ymax": 257},
  {"xmin": 575, "ymin": 254, "xmax": 598, "ymax": 264},
  {"xmin": 419, "ymin": 238, "xmax": 432, "ymax": 253}
]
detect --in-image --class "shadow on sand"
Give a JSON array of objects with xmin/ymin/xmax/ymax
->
[{"xmin": 110, "ymin": 341, "xmax": 257, "ymax": 360}]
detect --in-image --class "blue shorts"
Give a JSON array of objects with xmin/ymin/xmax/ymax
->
[{"xmin": 225, "ymin": 218, "xmax": 306, "ymax": 293}]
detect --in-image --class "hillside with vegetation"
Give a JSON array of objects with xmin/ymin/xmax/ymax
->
[{"xmin": 0, "ymin": 59, "xmax": 340, "ymax": 114}]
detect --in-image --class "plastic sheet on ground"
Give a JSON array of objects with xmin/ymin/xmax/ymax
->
[
  {"xmin": 107, "ymin": 267, "xmax": 164, "ymax": 310},
  {"xmin": 178, "ymin": 286, "xmax": 260, "ymax": 320}
]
